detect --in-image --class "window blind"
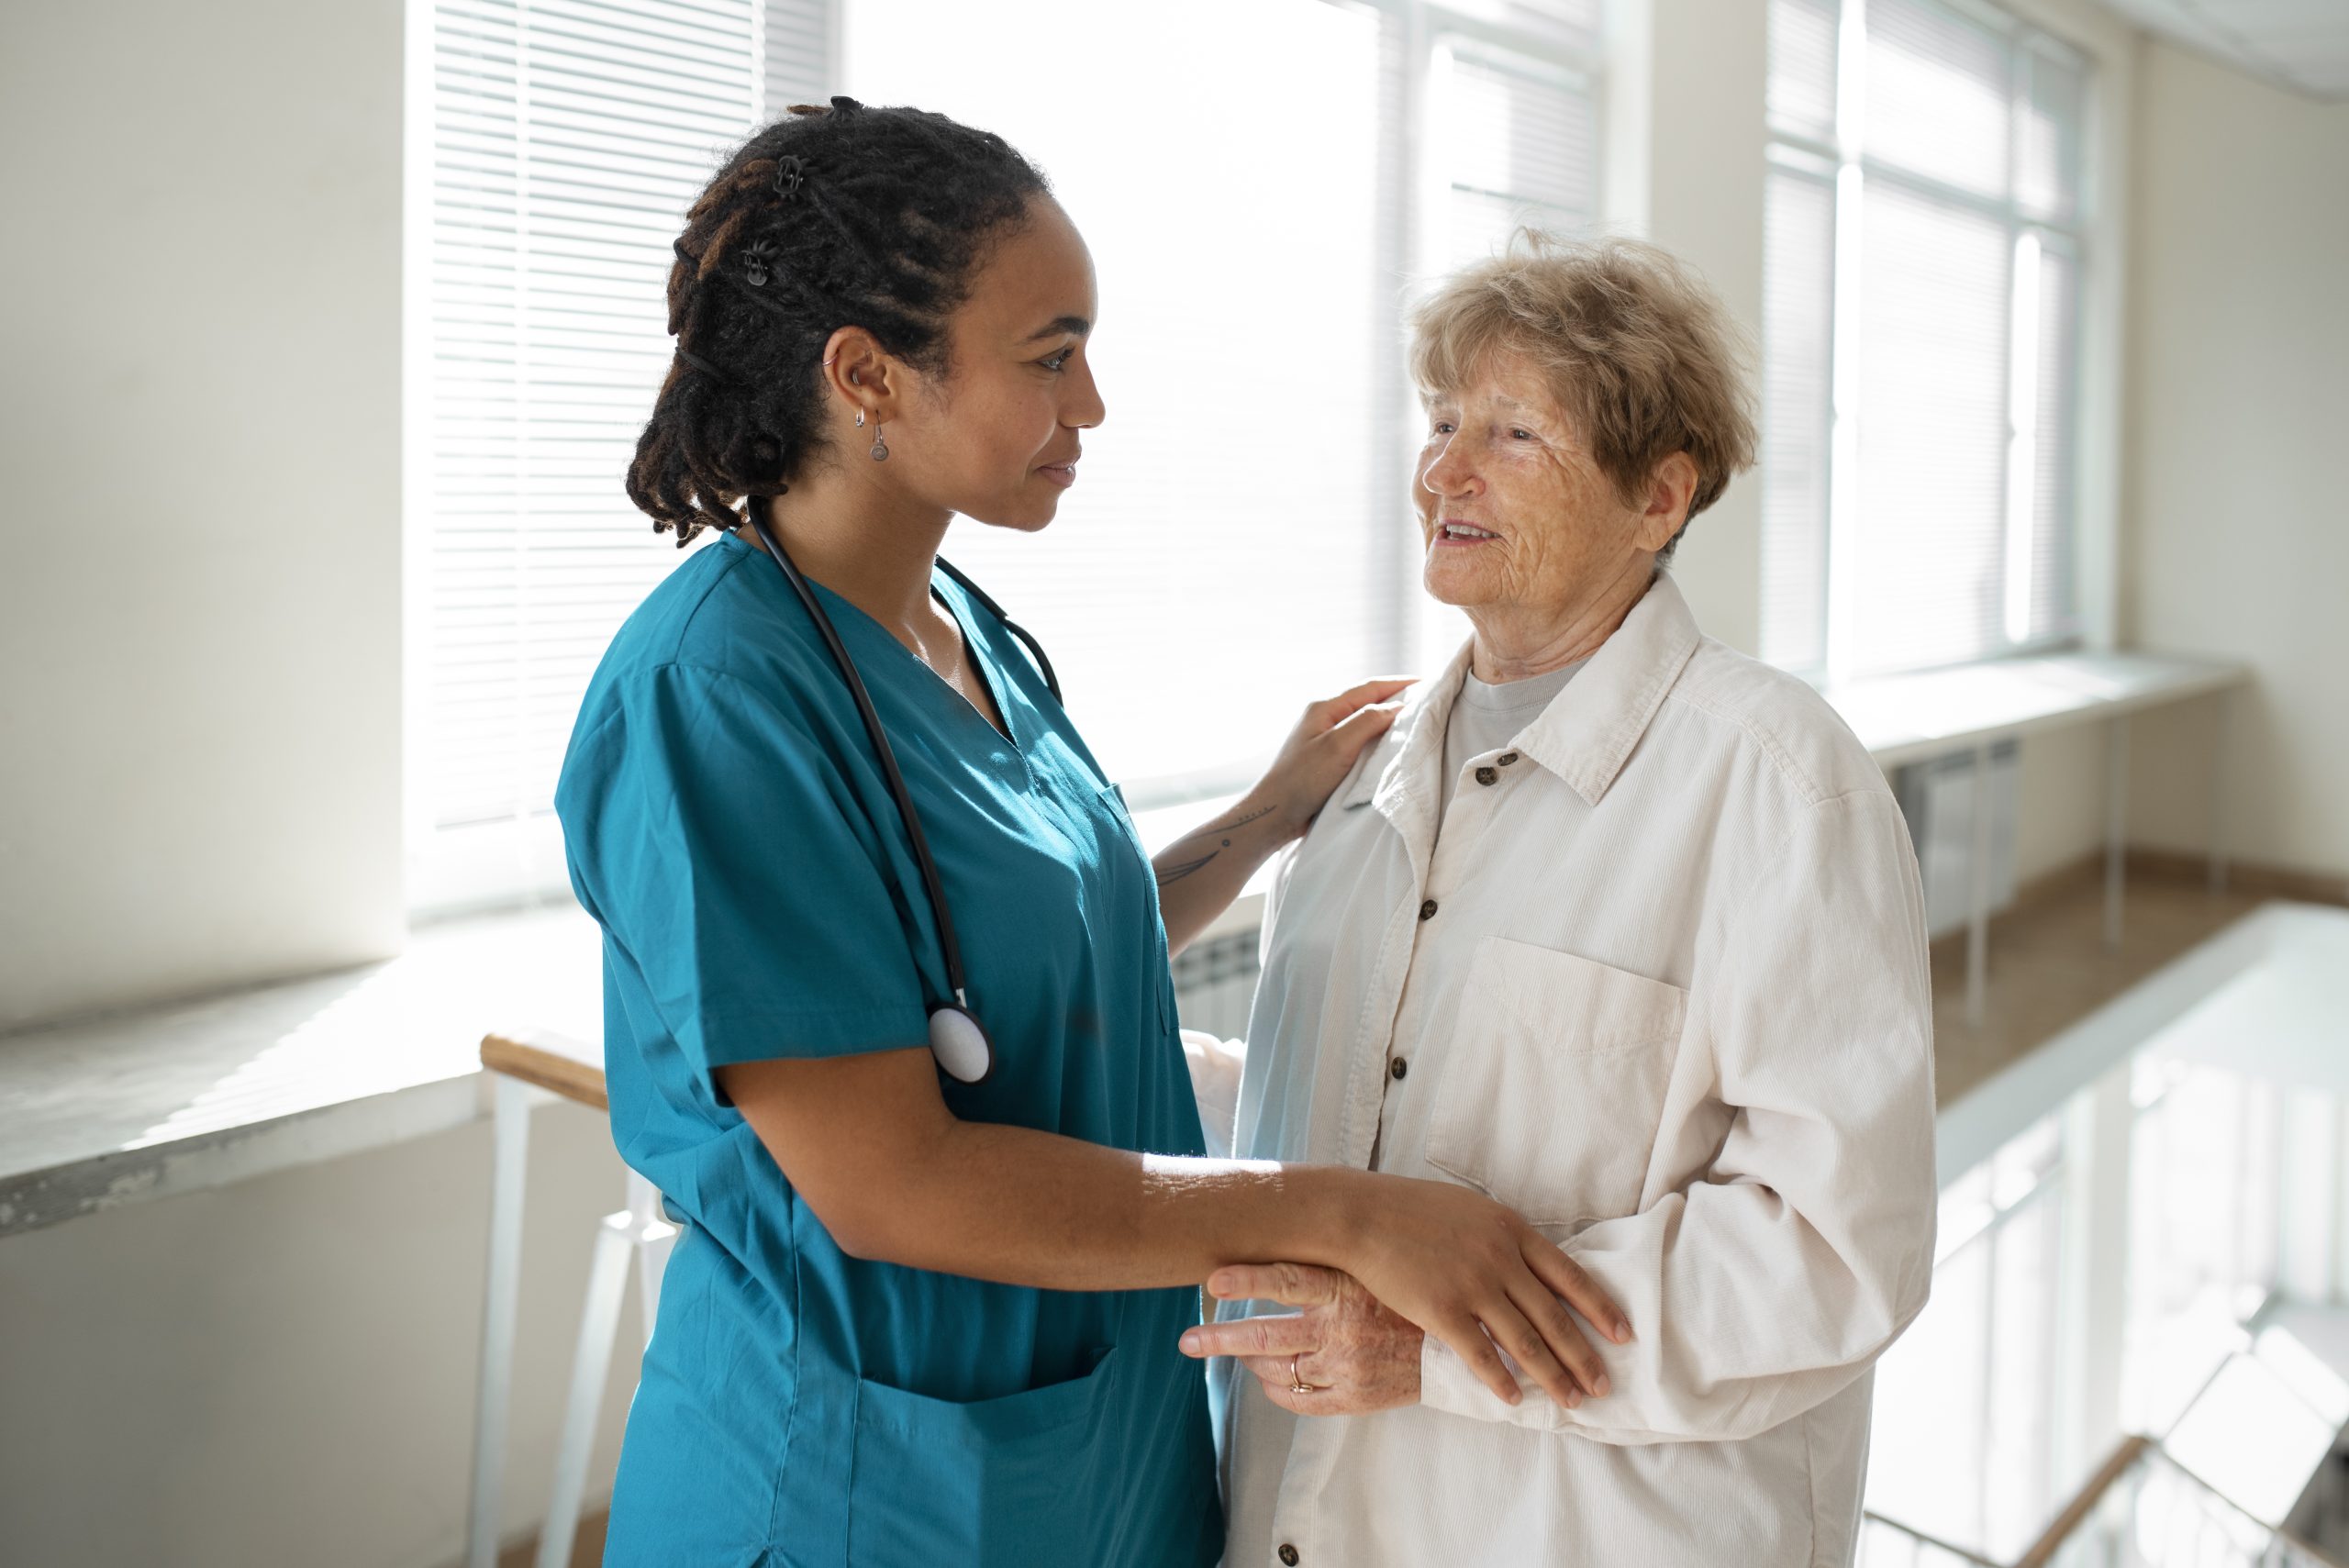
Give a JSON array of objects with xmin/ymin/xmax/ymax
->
[
  {"xmin": 1865, "ymin": 0, "xmax": 2011, "ymax": 199},
  {"xmin": 1413, "ymin": 36, "xmax": 1599, "ymax": 672},
  {"xmin": 2017, "ymin": 42, "xmax": 2085, "ymax": 223},
  {"xmin": 1440, "ymin": 48, "xmax": 1598, "ymax": 268},
  {"xmin": 1760, "ymin": 0, "xmax": 2087, "ymax": 682},
  {"xmin": 1476, "ymin": 0, "xmax": 1601, "ymax": 40},
  {"xmin": 1853, "ymin": 179, "xmax": 2011, "ymax": 674},
  {"xmin": 413, "ymin": 0, "xmax": 817, "ymax": 912},
  {"xmin": 1767, "ymin": 0, "xmax": 1839, "ymax": 143}
]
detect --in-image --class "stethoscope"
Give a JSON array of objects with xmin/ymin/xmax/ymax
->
[{"xmin": 745, "ymin": 504, "xmax": 1063, "ymax": 1085}]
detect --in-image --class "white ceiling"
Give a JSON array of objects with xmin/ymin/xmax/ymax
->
[{"xmin": 2097, "ymin": 0, "xmax": 2349, "ymax": 101}]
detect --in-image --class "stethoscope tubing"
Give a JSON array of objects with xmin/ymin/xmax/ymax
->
[
  {"xmin": 932, "ymin": 556, "xmax": 1062, "ymax": 705},
  {"xmin": 741, "ymin": 504, "xmax": 1062, "ymax": 1084},
  {"xmin": 746, "ymin": 506, "xmax": 975, "ymax": 1002}
]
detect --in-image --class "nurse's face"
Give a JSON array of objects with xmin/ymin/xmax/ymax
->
[{"xmin": 889, "ymin": 195, "xmax": 1105, "ymax": 532}]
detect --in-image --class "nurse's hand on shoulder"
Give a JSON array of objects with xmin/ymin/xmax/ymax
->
[{"xmin": 1257, "ymin": 676, "xmax": 1417, "ymax": 837}]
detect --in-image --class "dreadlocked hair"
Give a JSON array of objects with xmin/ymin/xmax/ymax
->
[{"xmin": 628, "ymin": 95, "xmax": 1050, "ymax": 545}]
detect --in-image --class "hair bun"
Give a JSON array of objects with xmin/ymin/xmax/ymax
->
[{"xmin": 829, "ymin": 95, "xmax": 863, "ymax": 114}]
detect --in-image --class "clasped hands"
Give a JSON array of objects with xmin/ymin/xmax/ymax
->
[{"xmin": 1178, "ymin": 1260, "xmax": 1624, "ymax": 1417}]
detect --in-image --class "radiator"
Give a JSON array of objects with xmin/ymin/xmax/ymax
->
[
  {"xmin": 1894, "ymin": 740, "xmax": 2021, "ymax": 940},
  {"xmin": 1171, "ymin": 927, "xmax": 1264, "ymax": 1040}
]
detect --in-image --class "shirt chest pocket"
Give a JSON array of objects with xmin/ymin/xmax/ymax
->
[{"xmin": 1422, "ymin": 938, "xmax": 1687, "ymax": 1230}]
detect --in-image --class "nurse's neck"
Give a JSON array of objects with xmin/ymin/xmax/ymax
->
[{"xmin": 742, "ymin": 468, "xmax": 955, "ymax": 653}]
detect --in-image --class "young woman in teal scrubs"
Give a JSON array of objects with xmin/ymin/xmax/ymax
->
[{"xmin": 554, "ymin": 99, "xmax": 1626, "ymax": 1566}]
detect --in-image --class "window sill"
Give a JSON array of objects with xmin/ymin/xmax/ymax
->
[
  {"xmin": 1821, "ymin": 647, "xmax": 2249, "ymax": 770},
  {"xmin": 1, "ymin": 794, "xmax": 1282, "ymax": 1240},
  {"xmin": 0, "ymin": 906, "xmax": 601, "ymax": 1240}
]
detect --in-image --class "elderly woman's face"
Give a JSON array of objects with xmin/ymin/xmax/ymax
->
[{"xmin": 1414, "ymin": 348, "xmax": 1665, "ymax": 620}]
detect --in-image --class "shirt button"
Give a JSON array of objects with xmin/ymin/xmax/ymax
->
[
  {"xmin": 1475, "ymin": 765, "xmax": 1498, "ymax": 785},
  {"xmin": 1390, "ymin": 1057, "xmax": 1408, "ymax": 1080},
  {"xmin": 1279, "ymin": 1549, "xmax": 1301, "ymax": 1567},
  {"xmin": 1419, "ymin": 898, "xmax": 1438, "ymax": 921},
  {"xmin": 1498, "ymin": 751, "xmax": 1520, "ymax": 765}
]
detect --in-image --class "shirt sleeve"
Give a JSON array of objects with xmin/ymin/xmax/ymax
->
[
  {"xmin": 1180, "ymin": 1029, "xmax": 1246, "ymax": 1160},
  {"xmin": 557, "ymin": 662, "xmax": 932, "ymax": 1085},
  {"xmin": 1419, "ymin": 788, "xmax": 1940, "ymax": 1443}
]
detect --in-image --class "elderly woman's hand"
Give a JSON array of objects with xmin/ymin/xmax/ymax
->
[{"xmin": 1181, "ymin": 1263, "xmax": 1427, "ymax": 1416}]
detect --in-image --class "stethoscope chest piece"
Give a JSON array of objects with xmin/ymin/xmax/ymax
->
[{"xmin": 927, "ymin": 1002, "xmax": 996, "ymax": 1085}]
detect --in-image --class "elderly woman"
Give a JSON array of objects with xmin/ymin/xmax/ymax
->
[{"xmin": 1179, "ymin": 235, "xmax": 1938, "ymax": 1565}]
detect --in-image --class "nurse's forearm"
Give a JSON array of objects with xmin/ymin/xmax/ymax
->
[
  {"xmin": 718, "ymin": 1047, "xmax": 1628, "ymax": 1409},
  {"xmin": 900, "ymin": 1123, "xmax": 1379, "ymax": 1290},
  {"xmin": 1152, "ymin": 786, "xmax": 1299, "ymax": 958},
  {"xmin": 720, "ymin": 1049, "xmax": 1364, "ymax": 1288}
]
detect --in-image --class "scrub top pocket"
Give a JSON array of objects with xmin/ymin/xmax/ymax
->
[
  {"xmin": 1424, "ymin": 939, "xmax": 1687, "ymax": 1230},
  {"xmin": 847, "ymin": 1343, "xmax": 1128, "ymax": 1567}
]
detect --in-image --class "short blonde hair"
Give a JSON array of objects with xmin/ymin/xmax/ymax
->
[{"xmin": 1408, "ymin": 232, "xmax": 1759, "ymax": 553}]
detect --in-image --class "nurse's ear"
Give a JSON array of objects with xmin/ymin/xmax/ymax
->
[{"xmin": 819, "ymin": 326, "xmax": 909, "ymax": 438}]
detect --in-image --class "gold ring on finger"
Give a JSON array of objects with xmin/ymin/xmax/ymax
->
[{"xmin": 1288, "ymin": 1353, "xmax": 1321, "ymax": 1396}]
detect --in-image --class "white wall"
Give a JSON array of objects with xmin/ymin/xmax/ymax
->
[
  {"xmin": 2122, "ymin": 39, "xmax": 2349, "ymax": 879},
  {"xmin": 0, "ymin": 1107, "xmax": 636, "ymax": 1568},
  {"xmin": 1608, "ymin": 0, "xmax": 1770, "ymax": 657},
  {"xmin": 0, "ymin": 0, "xmax": 408, "ymax": 1032},
  {"xmin": 0, "ymin": 5, "xmax": 626, "ymax": 1562}
]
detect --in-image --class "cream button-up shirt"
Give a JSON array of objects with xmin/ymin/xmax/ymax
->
[{"xmin": 1213, "ymin": 572, "xmax": 1938, "ymax": 1568}]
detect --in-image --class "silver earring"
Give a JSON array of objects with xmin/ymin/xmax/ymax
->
[
  {"xmin": 870, "ymin": 425, "xmax": 890, "ymax": 462},
  {"xmin": 854, "ymin": 409, "xmax": 865, "ymax": 428}
]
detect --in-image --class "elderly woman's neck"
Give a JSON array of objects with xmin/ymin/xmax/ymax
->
[{"xmin": 1466, "ymin": 556, "xmax": 1659, "ymax": 684}]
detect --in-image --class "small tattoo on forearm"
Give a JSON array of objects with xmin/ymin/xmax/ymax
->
[
  {"xmin": 1213, "ymin": 804, "xmax": 1279, "ymax": 834},
  {"xmin": 1166, "ymin": 802, "xmax": 1278, "ymax": 856},
  {"xmin": 1156, "ymin": 803, "xmax": 1279, "ymax": 888},
  {"xmin": 1156, "ymin": 851, "xmax": 1219, "ymax": 887}
]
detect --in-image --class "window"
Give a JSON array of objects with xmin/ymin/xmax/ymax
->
[
  {"xmin": 1411, "ymin": 17, "xmax": 1603, "ymax": 671},
  {"xmin": 842, "ymin": 0, "xmax": 1605, "ymax": 782},
  {"xmin": 1866, "ymin": 1112, "xmax": 2070, "ymax": 1560},
  {"xmin": 2123, "ymin": 1055, "xmax": 2285, "ymax": 1434},
  {"xmin": 408, "ymin": 0, "xmax": 1603, "ymax": 913},
  {"xmin": 406, "ymin": 0, "xmax": 832, "ymax": 914},
  {"xmin": 1761, "ymin": 0, "xmax": 2087, "ymax": 684}
]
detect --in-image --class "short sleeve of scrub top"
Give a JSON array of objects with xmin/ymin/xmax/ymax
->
[
  {"xmin": 553, "ymin": 531, "xmax": 1220, "ymax": 1568},
  {"xmin": 563, "ymin": 661, "xmax": 934, "ymax": 1082}
]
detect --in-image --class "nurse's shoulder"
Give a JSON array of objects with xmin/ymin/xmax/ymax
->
[
  {"xmin": 573, "ymin": 530, "xmax": 837, "ymax": 726},
  {"xmin": 554, "ymin": 529, "xmax": 848, "ymax": 848}
]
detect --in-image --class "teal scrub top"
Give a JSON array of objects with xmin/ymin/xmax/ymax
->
[{"xmin": 553, "ymin": 530, "xmax": 1220, "ymax": 1568}]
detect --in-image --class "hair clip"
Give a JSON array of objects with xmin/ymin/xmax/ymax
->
[
  {"xmin": 772, "ymin": 155, "xmax": 807, "ymax": 200},
  {"xmin": 741, "ymin": 238, "xmax": 776, "ymax": 288},
  {"xmin": 675, "ymin": 347, "xmax": 734, "ymax": 385}
]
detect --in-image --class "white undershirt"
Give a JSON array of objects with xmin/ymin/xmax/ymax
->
[{"xmin": 1437, "ymin": 657, "xmax": 1585, "ymax": 818}]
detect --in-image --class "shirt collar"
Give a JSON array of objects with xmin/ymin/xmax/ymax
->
[
  {"xmin": 1338, "ymin": 638, "xmax": 1471, "ymax": 815},
  {"xmin": 1340, "ymin": 570, "xmax": 1702, "ymax": 813}
]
